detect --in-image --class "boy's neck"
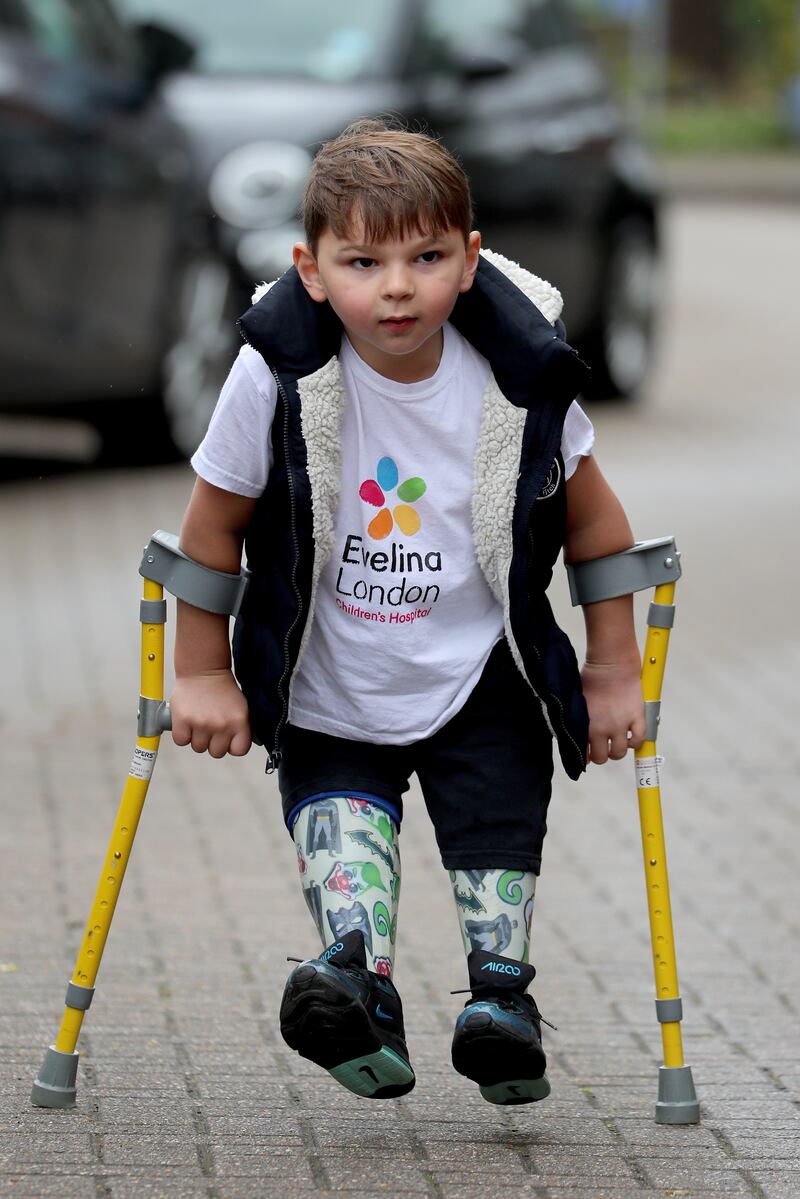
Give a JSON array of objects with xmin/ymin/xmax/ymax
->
[{"xmin": 346, "ymin": 327, "xmax": 444, "ymax": 384}]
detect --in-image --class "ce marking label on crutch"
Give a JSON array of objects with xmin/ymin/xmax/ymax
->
[
  {"xmin": 634, "ymin": 755, "xmax": 664, "ymax": 789},
  {"xmin": 129, "ymin": 745, "xmax": 157, "ymax": 781}
]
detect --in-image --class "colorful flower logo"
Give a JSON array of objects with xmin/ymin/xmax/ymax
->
[{"xmin": 359, "ymin": 456, "xmax": 426, "ymax": 540}]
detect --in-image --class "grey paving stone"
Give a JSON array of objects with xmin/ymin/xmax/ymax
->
[
  {"xmin": 0, "ymin": 1181, "xmax": 97, "ymax": 1199},
  {"xmin": 101, "ymin": 1185, "xmax": 212, "ymax": 1199},
  {"xmin": 744, "ymin": 1173, "xmax": 800, "ymax": 1199}
]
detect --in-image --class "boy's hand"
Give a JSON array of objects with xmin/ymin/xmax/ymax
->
[
  {"xmin": 170, "ymin": 669, "xmax": 252, "ymax": 758},
  {"xmin": 581, "ymin": 660, "xmax": 645, "ymax": 765}
]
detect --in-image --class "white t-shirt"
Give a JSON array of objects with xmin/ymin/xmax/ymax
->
[{"xmin": 192, "ymin": 323, "xmax": 594, "ymax": 744}]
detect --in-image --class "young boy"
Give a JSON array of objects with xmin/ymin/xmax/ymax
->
[{"xmin": 171, "ymin": 119, "xmax": 645, "ymax": 1106}]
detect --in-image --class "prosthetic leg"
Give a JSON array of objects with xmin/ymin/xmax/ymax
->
[
  {"xmin": 31, "ymin": 532, "xmax": 248, "ymax": 1109},
  {"xmin": 567, "ymin": 537, "xmax": 700, "ymax": 1125}
]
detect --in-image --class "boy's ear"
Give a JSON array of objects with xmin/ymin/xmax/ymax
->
[
  {"xmin": 293, "ymin": 242, "xmax": 328, "ymax": 303},
  {"xmin": 459, "ymin": 230, "xmax": 482, "ymax": 293}
]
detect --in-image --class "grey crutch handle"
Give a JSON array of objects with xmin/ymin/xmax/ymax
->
[
  {"xmin": 137, "ymin": 530, "xmax": 252, "ymax": 739},
  {"xmin": 566, "ymin": 537, "xmax": 681, "ymax": 606}
]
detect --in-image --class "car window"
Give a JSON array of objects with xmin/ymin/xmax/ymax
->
[
  {"xmin": 418, "ymin": 0, "xmax": 579, "ymax": 67},
  {"xmin": 521, "ymin": 0, "xmax": 581, "ymax": 51},
  {"xmin": 19, "ymin": 0, "xmax": 134, "ymax": 69},
  {"xmin": 115, "ymin": 0, "xmax": 401, "ymax": 80}
]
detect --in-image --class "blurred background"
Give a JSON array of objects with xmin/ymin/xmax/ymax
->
[{"xmin": 1, "ymin": 0, "xmax": 797, "ymax": 472}]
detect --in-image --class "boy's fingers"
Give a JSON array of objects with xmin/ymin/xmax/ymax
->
[
  {"xmin": 630, "ymin": 707, "xmax": 647, "ymax": 744},
  {"xmin": 171, "ymin": 719, "xmax": 192, "ymax": 747},
  {"xmin": 229, "ymin": 726, "xmax": 252, "ymax": 757},
  {"xmin": 208, "ymin": 729, "xmax": 233, "ymax": 759},
  {"xmin": 191, "ymin": 729, "xmax": 212, "ymax": 754},
  {"xmin": 589, "ymin": 735, "xmax": 609, "ymax": 765},
  {"xmin": 608, "ymin": 731, "xmax": 629, "ymax": 760}
]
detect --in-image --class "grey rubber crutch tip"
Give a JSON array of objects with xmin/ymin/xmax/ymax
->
[
  {"xmin": 31, "ymin": 1046, "xmax": 79, "ymax": 1108},
  {"xmin": 655, "ymin": 1064, "xmax": 700, "ymax": 1124}
]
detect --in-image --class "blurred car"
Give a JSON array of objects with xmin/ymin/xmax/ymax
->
[
  {"xmin": 115, "ymin": 0, "xmax": 661, "ymax": 455},
  {"xmin": 3, "ymin": 0, "xmax": 661, "ymax": 461},
  {"xmin": 0, "ymin": 0, "xmax": 202, "ymax": 459}
]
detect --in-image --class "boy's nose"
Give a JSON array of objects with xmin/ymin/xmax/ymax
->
[{"xmin": 381, "ymin": 265, "xmax": 414, "ymax": 300}]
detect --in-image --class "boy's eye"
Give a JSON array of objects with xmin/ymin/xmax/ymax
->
[
  {"xmin": 351, "ymin": 257, "xmax": 375, "ymax": 270},
  {"xmin": 417, "ymin": 250, "xmax": 440, "ymax": 264}
]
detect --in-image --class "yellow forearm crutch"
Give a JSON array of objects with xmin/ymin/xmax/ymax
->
[
  {"xmin": 567, "ymin": 537, "xmax": 699, "ymax": 1125},
  {"xmin": 32, "ymin": 533, "xmax": 248, "ymax": 1108}
]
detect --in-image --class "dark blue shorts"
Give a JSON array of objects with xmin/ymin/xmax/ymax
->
[{"xmin": 277, "ymin": 638, "xmax": 555, "ymax": 873}]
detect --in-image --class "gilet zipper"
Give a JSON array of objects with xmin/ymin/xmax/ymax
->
[
  {"xmin": 236, "ymin": 318, "xmax": 303, "ymax": 773},
  {"xmin": 522, "ymin": 524, "xmax": 586, "ymax": 772}
]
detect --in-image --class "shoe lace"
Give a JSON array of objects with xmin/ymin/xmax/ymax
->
[
  {"xmin": 287, "ymin": 954, "xmax": 372, "ymax": 991},
  {"xmin": 450, "ymin": 986, "xmax": 557, "ymax": 1030}
]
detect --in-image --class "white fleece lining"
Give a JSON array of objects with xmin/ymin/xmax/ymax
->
[
  {"xmin": 479, "ymin": 248, "xmax": 563, "ymax": 323},
  {"xmin": 293, "ymin": 356, "xmax": 346, "ymax": 674},
  {"xmin": 471, "ymin": 372, "xmax": 526, "ymax": 608}
]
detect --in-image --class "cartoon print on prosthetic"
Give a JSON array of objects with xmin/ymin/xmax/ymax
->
[
  {"xmin": 324, "ymin": 860, "xmax": 387, "ymax": 899},
  {"xmin": 305, "ymin": 799, "xmax": 342, "ymax": 857},
  {"xmin": 464, "ymin": 913, "xmax": 514, "ymax": 954},
  {"xmin": 372, "ymin": 900, "xmax": 398, "ymax": 944},
  {"xmin": 463, "ymin": 869, "xmax": 492, "ymax": 892},
  {"xmin": 450, "ymin": 868, "xmax": 537, "ymax": 963},
  {"xmin": 328, "ymin": 901, "xmax": 373, "ymax": 957},
  {"xmin": 449, "ymin": 870, "xmax": 487, "ymax": 915},
  {"xmin": 292, "ymin": 795, "xmax": 401, "ymax": 974},
  {"xmin": 347, "ymin": 798, "xmax": 398, "ymax": 850},
  {"xmin": 346, "ymin": 828, "xmax": 395, "ymax": 873},
  {"xmin": 302, "ymin": 882, "xmax": 324, "ymax": 939}
]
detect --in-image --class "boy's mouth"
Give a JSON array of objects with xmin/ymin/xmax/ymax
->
[{"xmin": 380, "ymin": 316, "xmax": 417, "ymax": 332}]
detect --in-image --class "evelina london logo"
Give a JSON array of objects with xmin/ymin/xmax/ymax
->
[{"xmin": 359, "ymin": 456, "xmax": 427, "ymax": 540}]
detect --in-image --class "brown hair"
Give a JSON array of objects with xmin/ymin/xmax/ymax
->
[{"xmin": 302, "ymin": 118, "xmax": 473, "ymax": 253}]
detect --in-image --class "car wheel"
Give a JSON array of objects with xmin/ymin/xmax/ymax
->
[
  {"xmin": 582, "ymin": 219, "xmax": 659, "ymax": 400},
  {"xmin": 161, "ymin": 255, "xmax": 242, "ymax": 458},
  {"xmin": 91, "ymin": 393, "xmax": 177, "ymax": 466}
]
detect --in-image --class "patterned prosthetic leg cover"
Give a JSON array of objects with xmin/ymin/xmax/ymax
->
[
  {"xmin": 450, "ymin": 869, "xmax": 537, "ymax": 963},
  {"xmin": 292, "ymin": 796, "xmax": 401, "ymax": 977}
]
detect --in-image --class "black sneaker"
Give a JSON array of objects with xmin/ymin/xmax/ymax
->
[
  {"xmin": 451, "ymin": 948, "xmax": 551, "ymax": 1105},
  {"xmin": 279, "ymin": 930, "xmax": 415, "ymax": 1099}
]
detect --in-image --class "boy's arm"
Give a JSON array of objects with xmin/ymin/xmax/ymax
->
[
  {"xmin": 564, "ymin": 455, "xmax": 645, "ymax": 765},
  {"xmin": 171, "ymin": 477, "xmax": 257, "ymax": 758}
]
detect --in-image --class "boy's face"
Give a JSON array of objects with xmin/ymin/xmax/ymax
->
[{"xmin": 294, "ymin": 223, "xmax": 481, "ymax": 383}]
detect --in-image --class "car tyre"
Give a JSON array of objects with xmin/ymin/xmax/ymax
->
[
  {"xmin": 91, "ymin": 393, "xmax": 177, "ymax": 466},
  {"xmin": 581, "ymin": 218, "xmax": 659, "ymax": 401},
  {"xmin": 161, "ymin": 254, "xmax": 243, "ymax": 458}
]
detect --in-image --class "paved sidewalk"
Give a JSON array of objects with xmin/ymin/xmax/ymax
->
[
  {"xmin": 2, "ymin": 201, "xmax": 799, "ymax": 1197},
  {"xmin": 657, "ymin": 152, "xmax": 800, "ymax": 204}
]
